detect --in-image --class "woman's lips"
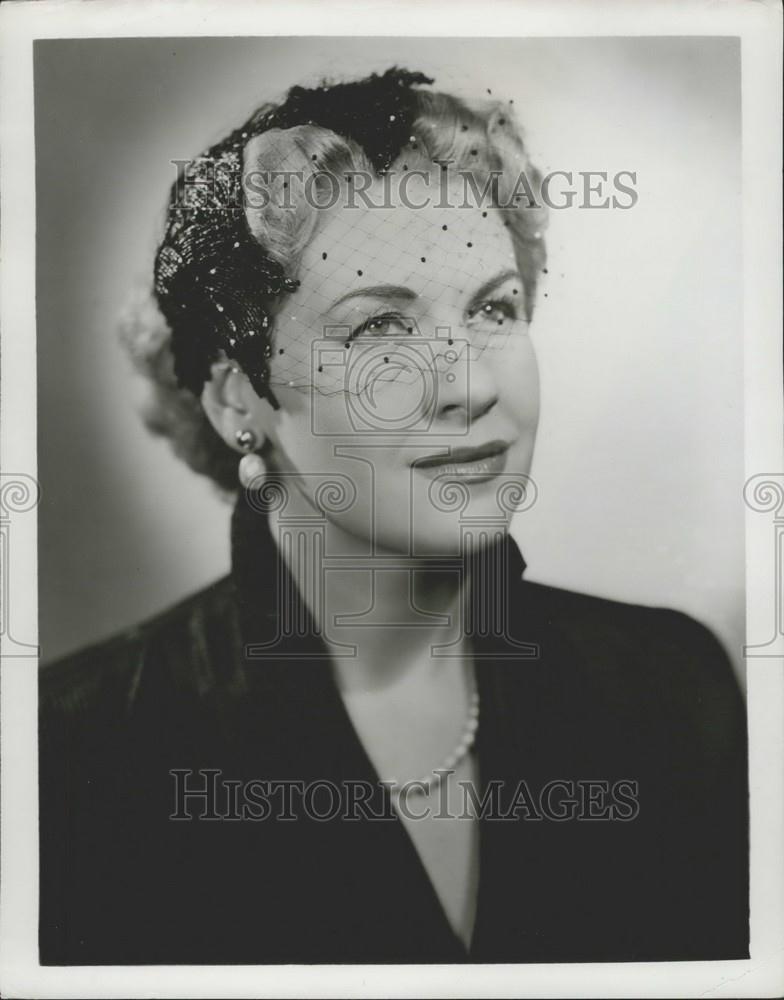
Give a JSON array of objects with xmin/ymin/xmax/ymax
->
[{"xmin": 412, "ymin": 440, "xmax": 511, "ymax": 483}]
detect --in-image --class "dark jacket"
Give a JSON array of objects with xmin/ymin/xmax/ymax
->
[{"xmin": 38, "ymin": 494, "xmax": 749, "ymax": 964}]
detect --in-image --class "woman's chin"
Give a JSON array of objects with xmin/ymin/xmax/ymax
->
[{"xmin": 375, "ymin": 510, "xmax": 514, "ymax": 559}]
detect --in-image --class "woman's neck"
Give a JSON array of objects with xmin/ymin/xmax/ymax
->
[{"xmin": 266, "ymin": 502, "xmax": 468, "ymax": 693}]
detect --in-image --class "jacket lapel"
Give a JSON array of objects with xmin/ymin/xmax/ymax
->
[{"xmin": 227, "ymin": 490, "xmax": 551, "ymax": 960}]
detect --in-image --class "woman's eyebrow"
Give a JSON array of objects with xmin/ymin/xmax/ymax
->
[
  {"xmin": 327, "ymin": 268, "xmax": 520, "ymax": 313},
  {"xmin": 328, "ymin": 284, "xmax": 417, "ymax": 312},
  {"xmin": 468, "ymin": 268, "xmax": 521, "ymax": 307}
]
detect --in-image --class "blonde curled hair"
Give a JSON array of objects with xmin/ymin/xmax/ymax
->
[{"xmin": 122, "ymin": 68, "xmax": 548, "ymax": 494}]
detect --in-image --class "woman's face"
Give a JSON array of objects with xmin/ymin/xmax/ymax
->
[{"xmin": 249, "ymin": 175, "xmax": 540, "ymax": 555}]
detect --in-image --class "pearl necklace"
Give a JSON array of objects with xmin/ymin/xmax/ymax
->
[{"xmin": 388, "ymin": 666, "xmax": 480, "ymax": 800}]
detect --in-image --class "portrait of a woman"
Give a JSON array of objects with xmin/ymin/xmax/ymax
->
[{"xmin": 38, "ymin": 66, "xmax": 748, "ymax": 965}]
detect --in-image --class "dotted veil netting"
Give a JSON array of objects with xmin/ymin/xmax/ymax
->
[{"xmin": 153, "ymin": 67, "xmax": 548, "ymax": 429}]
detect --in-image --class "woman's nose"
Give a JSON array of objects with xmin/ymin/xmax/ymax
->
[{"xmin": 433, "ymin": 342, "xmax": 499, "ymax": 428}]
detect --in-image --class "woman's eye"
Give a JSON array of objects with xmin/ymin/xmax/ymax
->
[
  {"xmin": 468, "ymin": 297, "xmax": 518, "ymax": 326},
  {"xmin": 351, "ymin": 313, "xmax": 408, "ymax": 338}
]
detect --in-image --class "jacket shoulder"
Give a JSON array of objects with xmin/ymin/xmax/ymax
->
[
  {"xmin": 519, "ymin": 577, "xmax": 733, "ymax": 665},
  {"xmin": 517, "ymin": 578, "xmax": 745, "ymax": 753},
  {"xmin": 38, "ymin": 575, "xmax": 237, "ymax": 730}
]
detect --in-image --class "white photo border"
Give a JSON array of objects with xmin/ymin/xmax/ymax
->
[{"xmin": 1, "ymin": 1, "xmax": 782, "ymax": 997}]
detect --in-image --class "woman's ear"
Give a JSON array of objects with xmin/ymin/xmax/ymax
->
[{"xmin": 200, "ymin": 358, "xmax": 268, "ymax": 453}]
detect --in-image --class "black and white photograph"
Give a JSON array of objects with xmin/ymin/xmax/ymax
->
[{"xmin": 1, "ymin": 1, "xmax": 782, "ymax": 997}]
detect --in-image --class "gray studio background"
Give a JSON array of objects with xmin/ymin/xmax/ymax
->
[{"xmin": 35, "ymin": 36, "xmax": 744, "ymax": 679}]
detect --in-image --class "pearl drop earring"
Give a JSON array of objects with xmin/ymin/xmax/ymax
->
[{"xmin": 235, "ymin": 429, "xmax": 258, "ymax": 452}]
